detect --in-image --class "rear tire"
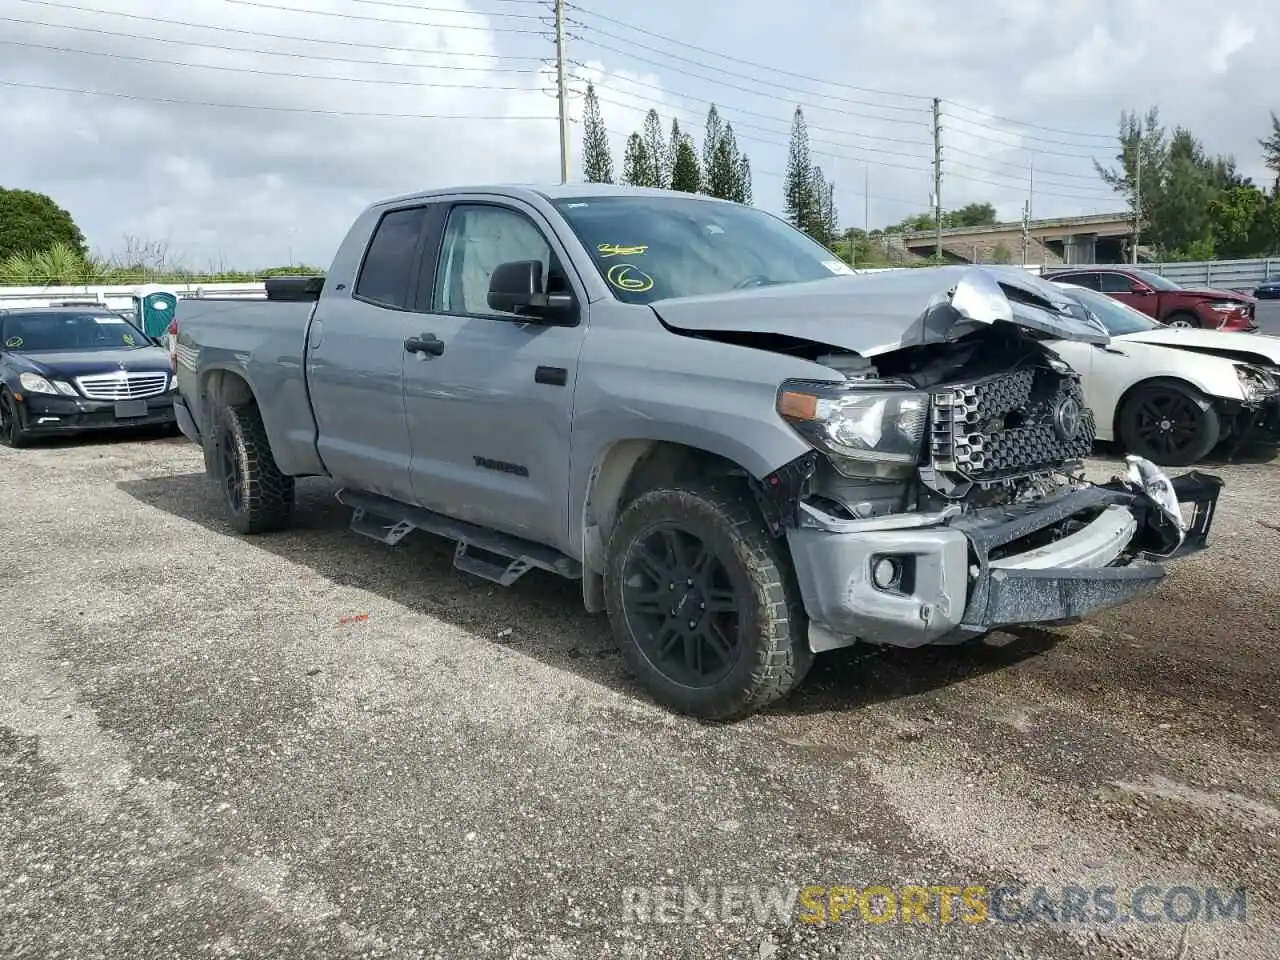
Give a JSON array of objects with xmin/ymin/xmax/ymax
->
[
  {"xmin": 603, "ymin": 481, "xmax": 813, "ymax": 720},
  {"xmin": 212, "ymin": 401, "xmax": 295, "ymax": 533},
  {"xmin": 0, "ymin": 390, "xmax": 29, "ymax": 448},
  {"xmin": 1117, "ymin": 381, "xmax": 1221, "ymax": 467}
]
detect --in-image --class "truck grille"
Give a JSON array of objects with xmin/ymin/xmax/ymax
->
[
  {"xmin": 929, "ymin": 367, "xmax": 1096, "ymax": 482},
  {"xmin": 75, "ymin": 371, "xmax": 169, "ymax": 400}
]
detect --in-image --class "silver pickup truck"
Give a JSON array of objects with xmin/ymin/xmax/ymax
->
[{"xmin": 171, "ymin": 184, "xmax": 1222, "ymax": 720}]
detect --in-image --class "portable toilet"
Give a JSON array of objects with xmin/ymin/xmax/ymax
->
[{"xmin": 131, "ymin": 285, "xmax": 178, "ymax": 340}]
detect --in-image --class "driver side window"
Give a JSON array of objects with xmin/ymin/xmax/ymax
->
[
  {"xmin": 434, "ymin": 204, "xmax": 564, "ymax": 317},
  {"xmin": 1098, "ymin": 273, "xmax": 1133, "ymax": 293}
]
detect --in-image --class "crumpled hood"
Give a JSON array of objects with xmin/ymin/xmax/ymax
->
[
  {"xmin": 1117, "ymin": 327, "xmax": 1280, "ymax": 366},
  {"xmin": 648, "ymin": 265, "xmax": 1110, "ymax": 357}
]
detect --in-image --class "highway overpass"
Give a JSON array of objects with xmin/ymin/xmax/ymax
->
[{"xmin": 895, "ymin": 212, "xmax": 1135, "ymax": 265}]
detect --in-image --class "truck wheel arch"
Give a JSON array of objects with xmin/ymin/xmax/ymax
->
[{"xmin": 579, "ymin": 439, "xmax": 753, "ymax": 613}]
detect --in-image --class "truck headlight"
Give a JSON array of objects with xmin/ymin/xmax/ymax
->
[
  {"xmin": 1207, "ymin": 301, "xmax": 1242, "ymax": 312},
  {"xmin": 777, "ymin": 380, "xmax": 929, "ymax": 478},
  {"xmin": 1236, "ymin": 364, "xmax": 1278, "ymax": 402},
  {"xmin": 18, "ymin": 372, "xmax": 76, "ymax": 396}
]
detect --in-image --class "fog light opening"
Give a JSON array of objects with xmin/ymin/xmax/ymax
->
[{"xmin": 872, "ymin": 557, "xmax": 902, "ymax": 591}]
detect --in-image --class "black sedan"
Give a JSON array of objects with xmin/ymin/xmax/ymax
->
[
  {"xmin": 1254, "ymin": 278, "xmax": 1280, "ymax": 300},
  {"xmin": 0, "ymin": 306, "xmax": 177, "ymax": 447}
]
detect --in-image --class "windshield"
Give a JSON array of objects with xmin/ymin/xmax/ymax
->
[
  {"xmin": 1, "ymin": 311, "xmax": 152, "ymax": 352},
  {"xmin": 1131, "ymin": 269, "xmax": 1181, "ymax": 291},
  {"xmin": 551, "ymin": 195, "xmax": 849, "ymax": 304},
  {"xmin": 1059, "ymin": 284, "xmax": 1160, "ymax": 335}
]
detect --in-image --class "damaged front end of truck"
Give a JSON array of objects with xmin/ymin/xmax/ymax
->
[{"xmin": 655, "ymin": 266, "xmax": 1224, "ymax": 652}]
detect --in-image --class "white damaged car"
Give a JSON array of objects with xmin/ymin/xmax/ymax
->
[{"xmin": 1049, "ymin": 281, "xmax": 1280, "ymax": 465}]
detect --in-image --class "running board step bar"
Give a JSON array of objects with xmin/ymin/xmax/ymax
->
[{"xmin": 336, "ymin": 488, "xmax": 582, "ymax": 586}]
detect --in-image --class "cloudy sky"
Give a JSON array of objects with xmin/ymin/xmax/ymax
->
[{"xmin": 0, "ymin": 0, "xmax": 1275, "ymax": 269}]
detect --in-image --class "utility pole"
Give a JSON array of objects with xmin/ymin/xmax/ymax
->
[
  {"xmin": 931, "ymin": 97, "xmax": 942, "ymax": 260},
  {"xmin": 1028, "ymin": 155, "xmax": 1034, "ymax": 222},
  {"xmin": 554, "ymin": 0, "xmax": 570, "ymax": 184},
  {"xmin": 1132, "ymin": 148, "xmax": 1141, "ymax": 264},
  {"xmin": 1020, "ymin": 200, "xmax": 1030, "ymax": 265},
  {"xmin": 864, "ymin": 167, "xmax": 870, "ymax": 234}
]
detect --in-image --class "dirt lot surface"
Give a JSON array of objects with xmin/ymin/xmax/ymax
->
[{"xmin": 2, "ymin": 433, "xmax": 1277, "ymax": 959}]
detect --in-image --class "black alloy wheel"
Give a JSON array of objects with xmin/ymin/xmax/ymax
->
[
  {"xmin": 0, "ymin": 391, "xmax": 27, "ymax": 448},
  {"xmin": 621, "ymin": 523, "xmax": 743, "ymax": 688},
  {"xmin": 1118, "ymin": 382, "xmax": 1221, "ymax": 466}
]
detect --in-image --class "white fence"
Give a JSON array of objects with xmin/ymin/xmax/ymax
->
[{"xmin": 0, "ymin": 281, "xmax": 268, "ymax": 310}]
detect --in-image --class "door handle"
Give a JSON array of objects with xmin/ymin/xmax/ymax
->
[{"xmin": 404, "ymin": 333, "xmax": 445, "ymax": 356}]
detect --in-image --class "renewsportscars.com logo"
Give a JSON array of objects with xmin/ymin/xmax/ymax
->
[{"xmin": 621, "ymin": 884, "xmax": 1249, "ymax": 926}]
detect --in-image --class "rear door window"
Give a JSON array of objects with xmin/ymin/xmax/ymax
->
[
  {"xmin": 1057, "ymin": 272, "xmax": 1101, "ymax": 290},
  {"xmin": 354, "ymin": 206, "xmax": 429, "ymax": 310},
  {"xmin": 1098, "ymin": 272, "xmax": 1133, "ymax": 293}
]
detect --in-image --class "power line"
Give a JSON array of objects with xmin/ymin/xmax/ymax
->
[
  {"xmin": 566, "ymin": 3, "xmax": 931, "ymax": 106},
  {"xmin": 2, "ymin": 38, "xmax": 550, "ymax": 91},
  {"xmin": 945, "ymin": 166, "xmax": 1121, "ymax": 204},
  {"xmin": 590, "ymin": 87, "xmax": 932, "ymax": 173},
  {"xmin": 222, "ymin": 0, "xmax": 550, "ymax": 33},
  {"xmin": 941, "ymin": 99, "xmax": 1113, "ymax": 143},
  {"xmin": 0, "ymin": 16, "xmax": 543, "ymax": 72},
  {"xmin": 348, "ymin": 0, "xmax": 549, "ymax": 10},
  {"xmin": 569, "ymin": 4, "xmax": 1123, "ymax": 149},
  {"xmin": 572, "ymin": 34, "xmax": 932, "ymax": 130},
  {"xmin": 941, "ymin": 142, "xmax": 1108, "ymax": 186},
  {"xmin": 0, "ymin": 77, "xmax": 558, "ymax": 119},
  {"xmin": 9, "ymin": 0, "xmax": 545, "ymax": 60},
  {"xmin": 941, "ymin": 111, "xmax": 1106, "ymax": 158},
  {"xmin": 568, "ymin": 66, "xmax": 933, "ymax": 151}
]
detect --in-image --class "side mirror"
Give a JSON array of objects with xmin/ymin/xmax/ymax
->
[
  {"xmin": 1131, "ymin": 283, "xmax": 1153, "ymax": 295},
  {"xmin": 487, "ymin": 260, "xmax": 575, "ymax": 322}
]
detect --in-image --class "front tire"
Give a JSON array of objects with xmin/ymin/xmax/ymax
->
[
  {"xmin": 0, "ymin": 390, "xmax": 29, "ymax": 448},
  {"xmin": 604, "ymin": 482, "xmax": 813, "ymax": 720},
  {"xmin": 212, "ymin": 401, "xmax": 295, "ymax": 534},
  {"xmin": 1117, "ymin": 381, "xmax": 1221, "ymax": 466},
  {"xmin": 1163, "ymin": 311, "xmax": 1200, "ymax": 328}
]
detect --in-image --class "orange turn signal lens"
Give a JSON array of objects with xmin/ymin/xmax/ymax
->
[{"xmin": 777, "ymin": 390, "xmax": 818, "ymax": 420}]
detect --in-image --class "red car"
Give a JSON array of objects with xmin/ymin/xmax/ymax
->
[{"xmin": 1045, "ymin": 266, "xmax": 1258, "ymax": 332}]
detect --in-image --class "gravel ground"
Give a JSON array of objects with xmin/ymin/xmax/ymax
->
[{"xmin": 1, "ymin": 432, "xmax": 1277, "ymax": 960}]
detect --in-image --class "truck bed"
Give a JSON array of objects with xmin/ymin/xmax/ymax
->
[{"xmin": 172, "ymin": 297, "xmax": 322, "ymax": 477}]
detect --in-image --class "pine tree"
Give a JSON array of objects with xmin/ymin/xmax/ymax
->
[
  {"xmin": 707, "ymin": 136, "xmax": 739, "ymax": 200},
  {"xmin": 622, "ymin": 133, "xmax": 654, "ymax": 187},
  {"xmin": 737, "ymin": 153, "xmax": 753, "ymax": 206},
  {"xmin": 719, "ymin": 124, "xmax": 743, "ymax": 201},
  {"xmin": 784, "ymin": 107, "xmax": 817, "ymax": 232},
  {"xmin": 667, "ymin": 118, "xmax": 683, "ymax": 188},
  {"xmin": 641, "ymin": 109, "xmax": 668, "ymax": 189},
  {"xmin": 671, "ymin": 137, "xmax": 700, "ymax": 193},
  {"xmin": 702, "ymin": 105, "xmax": 723, "ymax": 195},
  {"xmin": 1261, "ymin": 111, "xmax": 1280, "ymax": 197},
  {"xmin": 810, "ymin": 166, "xmax": 830, "ymax": 245},
  {"xmin": 581, "ymin": 83, "xmax": 614, "ymax": 184}
]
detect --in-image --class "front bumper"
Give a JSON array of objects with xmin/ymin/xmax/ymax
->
[
  {"xmin": 1227, "ymin": 393, "xmax": 1280, "ymax": 450},
  {"xmin": 786, "ymin": 471, "xmax": 1222, "ymax": 652},
  {"xmin": 15, "ymin": 391, "xmax": 176, "ymax": 434}
]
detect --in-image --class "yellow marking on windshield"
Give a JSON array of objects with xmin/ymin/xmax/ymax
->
[
  {"xmin": 4, "ymin": 337, "xmax": 21, "ymax": 348},
  {"xmin": 122, "ymin": 333, "xmax": 136, "ymax": 346},
  {"xmin": 597, "ymin": 243, "xmax": 648, "ymax": 258},
  {"xmin": 606, "ymin": 263, "xmax": 654, "ymax": 293}
]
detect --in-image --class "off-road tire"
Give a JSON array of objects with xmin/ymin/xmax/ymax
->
[
  {"xmin": 604, "ymin": 482, "xmax": 814, "ymax": 721},
  {"xmin": 212, "ymin": 401, "xmax": 295, "ymax": 534},
  {"xmin": 1117, "ymin": 380, "xmax": 1221, "ymax": 467},
  {"xmin": 0, "ymin": 390, "xmax": 29, "ymax": 448}
]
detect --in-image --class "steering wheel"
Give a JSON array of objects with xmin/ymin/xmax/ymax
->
[{"xmin": 734, "ymin": 274, "xmax": 774, "ymax": 289}]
